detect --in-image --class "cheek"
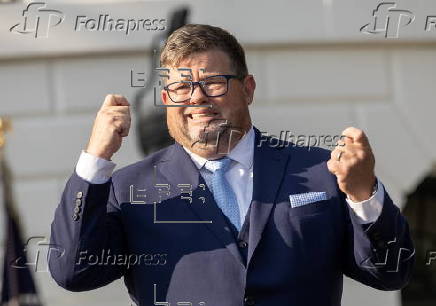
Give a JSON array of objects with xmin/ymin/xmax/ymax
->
[
  {"xmin": 167, "ymin": 109, "xmax": 183, "ymax": 121},
  {"xmin": 225, "ymin": 97, "xmax": 247, "ymax": 115},
  {"xmin": 166, "ymin": 111, "xmax": 177, "ymax": 128},
  {"xmin": 227, "ymin": 88, "xmax": 247, "ymax": 107}
]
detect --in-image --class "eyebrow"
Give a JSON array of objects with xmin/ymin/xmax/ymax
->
[
  {"xmin": 172, "ymin": 67, "xmax": 229, "ymax": 74},
  {"xmin": 173, "ymin": 72, "xmax": 232, "ymax": 79}
]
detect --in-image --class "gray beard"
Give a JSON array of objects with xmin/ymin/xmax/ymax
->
[
  {"xmin": 190, "ymin": 123, "xmax": 245, "ymax": 154},
  {"xmin": 169, "ymin": 119, "xmax": 245, "ymax": 154}
]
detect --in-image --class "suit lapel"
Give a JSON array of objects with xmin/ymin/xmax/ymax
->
[
  {"xmin": 159, "ymin": 144, "xmax": 244, "ymax": 267},
  {"xmin": 247, "ymin": 127, "xmax": 291, "ymax": 265}
]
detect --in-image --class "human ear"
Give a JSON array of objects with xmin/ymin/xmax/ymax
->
[{"xmin": 243, "ymin": 75, "xmax": 256, "ymax": 105}]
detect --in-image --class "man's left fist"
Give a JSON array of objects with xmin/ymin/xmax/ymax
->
[{"xmin": 327, "ymin": 127, "xmax": 376, "ymax": 202}]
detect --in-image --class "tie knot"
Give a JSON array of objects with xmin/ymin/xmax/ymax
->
[{"xmin": 204, "ymin": 157, "xmax": 232, "ymax": 173}]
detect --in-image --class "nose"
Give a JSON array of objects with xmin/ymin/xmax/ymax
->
[{"xmin": 189, "ymin": 83, "xmax": 209, "ymax": 106}]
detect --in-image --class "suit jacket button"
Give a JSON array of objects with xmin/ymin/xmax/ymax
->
[
  {"xmin": 239, "ymin": 240, "xmax": 248, "ymax": 248},
  {"xmin": 244, "ymin": 296, "xmax": 255, "ymax": 305},
  {"xmin": 75, "ymin": 199, "xmax": 82, "ymax": 207},
  {"xmin": 74, "ymin": 207, "xmax": 81, "ymax": 214},
  {"xmin": 72, "ymin": 214, "xmax": 80, "ymax": 221},
  {"xmin": 76, "ymin": 191, "xmax": 83, "ymax": 199}
]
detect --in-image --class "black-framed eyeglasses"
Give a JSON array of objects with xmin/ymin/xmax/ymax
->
[{"xmin": 163, "ymin": 74, "xmax": 243, "ymax": 103}]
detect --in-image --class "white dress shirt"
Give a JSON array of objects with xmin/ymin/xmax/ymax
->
[
  {"xmin": 75, "ymin": 126, "xmax": 384, "ymax": 225},
  {"xmin": 182, "ymin": 127, "xmax": 254, "ymax": 226}
]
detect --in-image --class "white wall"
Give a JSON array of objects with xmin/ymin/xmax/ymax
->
[{"xmin": 1, "ymin": 0, "xmax": 436, "ymax": 305}]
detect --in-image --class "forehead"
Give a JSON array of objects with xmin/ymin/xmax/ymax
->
[{"xmin": 169, "ymin": 49, "xmax": 233, "ymax": 76}]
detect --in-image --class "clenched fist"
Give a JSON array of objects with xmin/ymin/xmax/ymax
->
[
  {"xmin": 86, "ymin": 94, "xmax": 131, "ymax": 161},
  {"xmin": 327, "ymin": 127, "xmax": 376, "ymax": 202}
]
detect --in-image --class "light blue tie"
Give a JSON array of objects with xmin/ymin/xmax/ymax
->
[{"xmin": 204, "ymin": 157, "xmax": 241, "ymax": 231}]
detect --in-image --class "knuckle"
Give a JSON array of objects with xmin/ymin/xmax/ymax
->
[
  {"xmin": 97, "ymin": 108, "xmax": 107, "ymax": 115},
  {"xmin": 104, "ymin": 94, "xmax": 113, "ymax": 101},
  {"xmin": 330, "ymin": 150, "xmax": 338, "ymax": 159},
  {"xmin": 357, "ymin": 150, "xmax": 366, "ymax": 160},
  {"xmin": 342, "ymin": 127, "xmax": 353, "ymax": 134}
]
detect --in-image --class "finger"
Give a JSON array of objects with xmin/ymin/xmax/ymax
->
[
  {"xmin": 109, "ymin": 113, "xmax": 130, "ymax": 127},
  {"xmin": 102, "ymin": 94, "xmax": 130, "ymax": 107},
  {"xmin": 119, "ymin": 126, "xmax": 130, "ymax": 137},
  {"xmin": 113, "ymin": 95, "xmax": 130, "ymax": 106},
  {"xmin": 330, "ymin": 148, "xmax": 345, "ymax": 161},
  {"xmin": 102, "ymin": 112, "xmax": 130, "ymax": 126},
  {"xmin": 340, "ymin": 135, "xmax": 353, "ymax": 145},
  {"xmin": 327, "ymin": 158, "xmax": 345, "ymax": 176},
  {"xmin": 104, "ymin": 106, "xmax": 131, "ymax": 114},
  {"xmin": 327, "ymin": 159, "xmax": 337, "ymax": 175},
  {"xmin": 341, "ymin": 127, "xmax": 369, "ymax": 146},
  {"xmin": 335, "ymin": 136, "xmax": 350, "ymax": 148},
  {"xmin": 120, "ymin": 119, "xmax": 131, "ymax": 137},
  {"xmin": 102, "ymin": 94, "xmax": 117, "ymax": 107},
  {"xmin": 113, "ymin": 120, "xmax": 130, "ymax": 137}
]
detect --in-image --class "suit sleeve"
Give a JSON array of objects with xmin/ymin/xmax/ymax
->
[
  {"xmin": 48, "ymin": 171, "xmax": 128, "ymax": 291},
  {"xmin": 342, "ymin": 188, "xmax": 415, "ymax": 290}
]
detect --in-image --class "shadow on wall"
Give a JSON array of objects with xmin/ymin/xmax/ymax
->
[{"xmin": 401, "ymin": 164, "xmax": 436, "ymax": 306}]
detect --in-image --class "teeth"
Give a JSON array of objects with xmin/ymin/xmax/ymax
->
[{"xmin": 191, "ymin": 113, "xmax": 215, "ymax": 119}]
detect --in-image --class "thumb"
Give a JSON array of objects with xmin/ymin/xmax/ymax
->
[{"xmin": 327, "ymin": 159, "xmax": 337, "ymax": 176}]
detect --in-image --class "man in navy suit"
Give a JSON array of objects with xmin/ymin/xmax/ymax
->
[{"xmin": 49, "ymin": 24, "xmax": 414, "ymax": 306}]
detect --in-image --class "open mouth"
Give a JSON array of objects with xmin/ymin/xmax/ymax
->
[{"xmin": 187, "ymin": 112, "xmax": 219, "ymax": 120}]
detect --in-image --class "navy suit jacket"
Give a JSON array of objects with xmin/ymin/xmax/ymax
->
[{"xmin": 49, "ymin": 127, "xmax": 414, "ymax": 306}]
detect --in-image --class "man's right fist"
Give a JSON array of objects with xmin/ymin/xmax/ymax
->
[{"xmin": 86, "ymin": 94, "xmax": 131, "ymax": 161}]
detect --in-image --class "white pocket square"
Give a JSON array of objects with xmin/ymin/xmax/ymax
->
[{"xmin": 289, "ymin": 192, "xmax": 328, "ymax": 208}]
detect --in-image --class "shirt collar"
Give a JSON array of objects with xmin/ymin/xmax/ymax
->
[{"xmin": 183, "ymin": 126, "xmax": 254, "ymax": 170}]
